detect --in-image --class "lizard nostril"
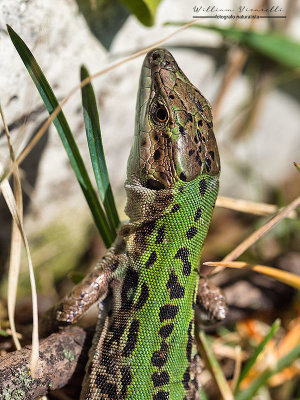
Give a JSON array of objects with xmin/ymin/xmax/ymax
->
[{"xmin": 152, "ymin": 52, "xmax": 161, "ymax": 61}]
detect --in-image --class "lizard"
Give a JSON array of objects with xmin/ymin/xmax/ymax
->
[{"xmin": 44, "ymin": 48, "xmax": 227, "ymax": 399}]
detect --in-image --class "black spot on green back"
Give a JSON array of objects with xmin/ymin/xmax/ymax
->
[
  {"xmin": 182, "ymin": 367, "xmax": 190, "ymax": 390},
  {"xmin": 122, "ymin": 319, "xmax": 140, "ymax": 357},
  {"xmin": 159, "ymin": 323, "xmax": 174, "ymax": 339},
  {"xmin": 159, "ymin": 304, "xmax": 179, "ymax": 322},
  {"xmin": 121, "ymin": 268, "xmax": 139, "ymax": 310},
  {"xmin": 166, "ymin": 271, "xmax": 185, "ymax": 299},
  {"xmin": 174, "ymin": 247, "xmax": 189, "ymax": 261},
  {"xmin": 135, "ymin": 282, "xmax": 149, "ymax": 309},
  {"xmin": 194, "ymin": 207, "xmax": 202, "ymax": 222},
  {"xmin": 145, "ymin": 251, "xmax": 157, "ymax": 268},
  {"xmin": 171, "ymin": 203, "xmax": 181, "ymax": 213},
  {"xmin": 174, "ymin": 247, "xmax": 192, "ymax": 275},
  {"xmin": 155, "ymin": 225, "xmax": 166, "ymax": 244},
  {"xmin": 151, "ymin": 371, "xmax": 170, "ymax": 387},
  {"xmin": 186, "ymin": 320, "xmax": 193, "ymax": 362},
  {"xmin": 186, "ymin": 226, "xmax": 197, "ymax": 239},
  {"xmin": 151, "ymin": 346, "xmax": 168, "ymax": 368},
  {"xmin": 153, "ymin": 391, "xmax": 169, "ymax": 400}
]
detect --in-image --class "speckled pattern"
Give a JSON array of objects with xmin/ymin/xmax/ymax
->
[{"xmin": 54, "ymin": 48, "xmax": 226, "ymax": 399}]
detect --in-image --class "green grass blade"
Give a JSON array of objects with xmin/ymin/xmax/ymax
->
[
  {"xmin": 165, "ymin": 22, "xmax": 300, "ymax": 69},
  {"xmin": 197, "ymin": 329, "xmax": 234, "ymax": 400},
  {"xmin": 80, "ymin": 65, "xmax": 120, "ymax": 233},
  {"xmin": 7, "ymin": 25, "xmax": 115, "ymax": 247},
  {"xmin": 235, "ymin": 343, "xmax": 300, "ymax": 400},
  {"xmin": 121, "ymin": 0, "xmax": 162, "ymax": 26},
  {"xmin": 234, "ymin": 319, "xmax": 281, "ymax": 392},
  {"xmin": 199, "ymin": 387, "xmax": 208, "ymax": 400}
]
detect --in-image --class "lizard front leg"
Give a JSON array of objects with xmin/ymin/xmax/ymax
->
[{"xmin": 39, "ymin": 236, "xmax": 126, "ymax": 336}]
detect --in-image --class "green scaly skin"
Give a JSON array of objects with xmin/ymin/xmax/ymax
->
[{"xmin": 47, "ymin": 48, "xmax": 225, "ymax": 400}]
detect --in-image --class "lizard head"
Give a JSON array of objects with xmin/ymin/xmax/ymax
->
[{"xmin": 127, "ymin": 48, "xmax": 220, "ymax": 190}]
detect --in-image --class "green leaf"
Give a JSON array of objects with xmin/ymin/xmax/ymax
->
[
  {"xmin": 0, "ymin": 329, "xmax": 9, "ymax": 337},
  {"xmin": 234, "ymin": 319, "xmax": 281, "ymax": 392},
  {"xmin": 199, "ymin": 387, "xmax": 208, "ymax": 400},
  {"xmin": 7, "ymin": 25, "xmax": 115, "ymax": 248},
  {"xmin": 165, "ymin": 22, "xmax": 300, "ymax": 69},
  {"xmin": 80, "ymin": 65, "xmax": 120, "ymax": 233},
  {"xmin": 121, "ymin": 0, "xmax": 162, "ymax": 26},
  {"xmin": 235, "ymin": 342, "xmax": 300, "ymax": 400}
]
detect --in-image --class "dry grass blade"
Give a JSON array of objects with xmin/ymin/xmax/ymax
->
[
  {"xmin": 204, "ymin": 261, "xmax": 300, "ymax": 289},
  {"xmin": 231, "ymin": 346, "xmax": 242, "ymax": 391},
  {"xmin": 212, "ymin": 342, "xmax": 247, "ymax": 361},
  {"xmin": 0, "ymin": 176, "xmax": 39, "ymax": 376},
  {"xmin": 213, "ymin": 47, "xmax": 248, "ymax": 123},
  {"xmin": 234, "ymin": 320, "xmax": 299, "ymax": 393},
  {"xmin": 216, "ymin": 196, "xmax": 296, "ymax": 218},
  {"xmin": 197, "ymin": 329, "xmax": 234, "ymax": 400},
  {"xmin": 206, "ymin": 194, "xmax": 300, "ymax": 276},
  {"xmin": 223, "ymin": 195, "xmax": 300, "ymax": 262},
  {"xmin": 3, "ymin": 20, "xmax": 197, "ymax": 182},
  {"xmin": 0, "ymin": 105, "xmax": 22, "ymax": 351}
]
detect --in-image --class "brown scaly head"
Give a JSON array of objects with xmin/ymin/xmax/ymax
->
[{"xmin": 127, "ymin": 48, "xmax": 220, "ymax": 191}]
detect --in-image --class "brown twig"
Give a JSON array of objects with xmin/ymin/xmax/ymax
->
[{"xmin": 0, "ymin": 327, "xmax": 88, "ymax": 400}]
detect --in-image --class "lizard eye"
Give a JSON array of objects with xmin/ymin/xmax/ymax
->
[
  {"xmin": 155, "ymin": 106, "xmax": 168, "ymax": 122},
  {"xmin": 151, "ymin": 103, "xmax": 169, "ymax": 125}
]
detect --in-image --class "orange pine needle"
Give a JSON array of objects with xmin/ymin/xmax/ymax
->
[
  {"xmin": 216, "ymin": 196, "xmax": 296, "ymax": 218},
  {"xmin": 204, "ymin": 261, "xmax": 300, "ymax": 289}
]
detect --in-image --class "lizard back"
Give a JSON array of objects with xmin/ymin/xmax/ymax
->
[{"xmin": 81, "ymin": 48, "xmax": 220, "ymax": 400}]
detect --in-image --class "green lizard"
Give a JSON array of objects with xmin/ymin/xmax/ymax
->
[{"xmin": 47, "ymin": 48, "xmax": 227, "ymax": 399}]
